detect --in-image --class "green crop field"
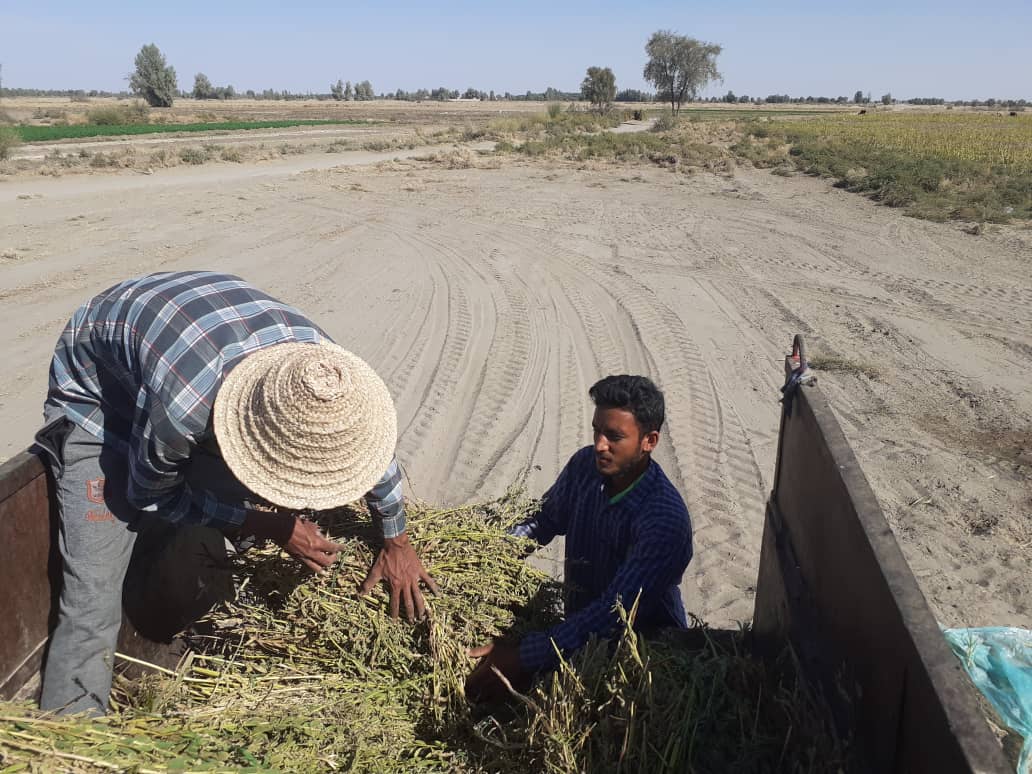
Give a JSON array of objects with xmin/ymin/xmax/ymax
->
[
  {"xmin": 734, "ymin": 111, "xmax": 1032, "ymax": 222},
  {"xmin": 16, "ymin": 119, "xmax": 372, "ymax": 143}
]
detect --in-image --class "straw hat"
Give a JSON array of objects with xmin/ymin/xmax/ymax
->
[{"xmin": 213, "ymin": 342, "xmax": 397, "ymax": 510}]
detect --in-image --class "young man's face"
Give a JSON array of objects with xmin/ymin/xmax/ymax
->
[{"xmin": 591, "ymin": 406, "xmax": 658, "ymax": 479}]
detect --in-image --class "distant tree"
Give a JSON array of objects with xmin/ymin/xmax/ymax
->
[
  {"xmin": 881, "ymin": 92, "xmax": 892, "ymax": 105},
  {"xmin": 462, "ymin": 87, "xmax": 481, "ymax": 99},
  {"xmin": 615, "ymin": 88, "xmax": 651, "ymax": 102},
  {"xmin": 853, "ymin": 90, "xmax": 864, "ymax": 104},
  {"xmin": 581, "ymin": 66, "xmax": 617, "ymax": 113},
  {"xmin": 342, "ymin": 81, "xmax": 352, "ymax": 100},
  {"xmin": 129, "ymin": 44, "xmax": 178, "ymax": 107},
  {"xmin": 331, "ymin": 79, "xmax": 344, "ymax": 100},
  {"xmin": 643, "ymin": 31, "xmax": 722, "ymax": 114},
  {"xmin": 354, "ymin": 80, "xmax": 374, "ymax": 100},
  {"xmin": 193, "ymin": 73, "xmax": 214, "ymax": 100},
  {"xmin": 723, "ymin": 90, "xmax": 736, "ymax": 103}
]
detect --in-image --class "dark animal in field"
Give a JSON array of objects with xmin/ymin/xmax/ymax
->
[
  {"xmin": 858, "ymin": 109, "xmax": 867, "ymax": 115},
  {"xmin": 1010, "ymin": 111, "xmax": 1018, "ymax": 116}
]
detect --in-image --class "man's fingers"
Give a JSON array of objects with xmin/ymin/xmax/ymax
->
[
  {"xmin": 389, "ymin": 585, "xmax": 401, "ymax": 619},
  {"xmin": 311, "ymin": 550, "xmax": 337, "ymax": 568},
  {"xmin": 299, "ymin": 555, "xmax": 324, "ymax": 574},
  {"xmin": 468, "ymin": 643, "xmax": 494, "ymax": 659},
  {"xmin": 315, "ymin": 537, "xmax": 345, "ymax": 553},
  {"xmin": 358, "ymin": 566, "xmax": 382, "ymax": 595},
  {"xmin": 420, "ymin": 570, "xmax": 441, "ymax": 595},
  {"xmin": 413, "ymin": 587, "xmax": 427, "ymax": 621},
  {"xmin": 401, "ymin": 585, "xmax": 415, "ymax": 622}
]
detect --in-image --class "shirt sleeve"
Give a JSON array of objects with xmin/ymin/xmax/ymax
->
[
  {"xmin": 125, "ymin": 414, "xmax": 247, "ymax": 530},
  {"xmin": 365, "ymin": 456, "xmax": 406, "ymax": 538},
  {"xmin": 508, "ymin": 452, "xmax": 579, "ymax": 545},
  {"xmin": 518, "ymin": 504, "xmax": 692, "ymax": 673}
]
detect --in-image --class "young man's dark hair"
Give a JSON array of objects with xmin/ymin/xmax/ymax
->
[{"xmin": 589, "ymin": 375, "xmax": 665, "ymax": 435}]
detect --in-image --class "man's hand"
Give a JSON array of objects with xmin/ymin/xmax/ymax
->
[
  {"xmin": 465, "ymin": 641, "xmax": 531, "ymax": 703},
  {"xmin": 240, "ymin": 510, "xmax": 343, "ymax": 573},
  {"xmin": 358, "ymin": 533, "xmax": 439, "ymax": 621}
]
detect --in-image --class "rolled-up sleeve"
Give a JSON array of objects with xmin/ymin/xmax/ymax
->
[{"xmin": 366, "ymin": 456, "xmax": 406, "ymax": 538}]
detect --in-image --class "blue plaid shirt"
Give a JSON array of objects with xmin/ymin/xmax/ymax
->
[
  {"xmin": 512, "ymin": 446, "xmax": 693, "ymax": 672},
  {"xmin": 45, "ymin": 271, "xmax": 406, "ymax": 535}
]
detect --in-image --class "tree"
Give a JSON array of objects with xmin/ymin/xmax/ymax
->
[
  {"xmin": 581, "ymin": 66, "xmax": 617, "ymax": 113},
  {"xmin": 643, "ymin": 31, "xmax": 722, "ymax": 115},
  {"xmin": 853, "ymin": 90, "xmax": 864, "ymax": 104},
  {"xmin": 615, "ymin": 88, "xmax": 651, "ymax": 102},
  {"xmin": 354, "ymin": 80, "xmax": 374, "ymax": 100},
  {"xmin": 330, "ymin": 79, "xmax": 344, "ymax": 100},
  {"xmin": 129, "ymin": 44, "xmax": 178, "ymax": 107},
  {"xmin": 344, "ymin": 81, "xmax": 353, "ymax": 101},
  {"xmin": 881, "ymin": 92, "xmax": 892, "ymax": 105},
  {"xmin": 193, "ymin": 73, "xmax": 213, "ymax": 100}
]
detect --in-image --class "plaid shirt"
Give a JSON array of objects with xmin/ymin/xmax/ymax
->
[
  {"xmin": 512, "ymin": 446, "xmax": 693, "ymax": 672},
  {"xmin": 45, "ymin": 271, "xmax": 406, "ymax": 535}
]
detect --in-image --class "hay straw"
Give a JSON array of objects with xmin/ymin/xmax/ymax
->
[{"xmin": 0, "ymin": 486, "xmax": 846, "ymax": 772}]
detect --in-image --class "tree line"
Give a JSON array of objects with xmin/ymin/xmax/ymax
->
[{"xmin": 7, "ymin": 41, "xmax": 1027, "ymax": 111}]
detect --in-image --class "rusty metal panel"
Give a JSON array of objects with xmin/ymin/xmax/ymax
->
[
  {"xmin": 754, "ymin": 382, "xmax": 1009, "ymax": 772},
  {"xmin": 0, "ymin": 452, "xmax": 56, "ymax": 699},
  {"xmin": 0, "ymin": 449, "xmax": 210, "ymax": 699}
]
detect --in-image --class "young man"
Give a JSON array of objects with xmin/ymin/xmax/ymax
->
[
  {"xmin": 466, "ymin": 375, "xmax": 693, "ymax": 702},
  {"xmin": 35, "ymin": 271, "xmax": 437, "ymax": 715}
]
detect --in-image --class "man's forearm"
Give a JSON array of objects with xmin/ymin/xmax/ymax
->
[{"xmin": 237, "ymin": 509, "xmax": 294, "ymax": 545}]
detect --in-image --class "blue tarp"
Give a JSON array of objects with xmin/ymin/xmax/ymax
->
[{"xmin": 944, "ymin": 627, "xmax": 1032, "ymax": 774}]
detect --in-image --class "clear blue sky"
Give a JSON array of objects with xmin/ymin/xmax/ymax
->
[{"xmin": 3, "ymin": 1, "xmax": 1029, "ymax": 100}]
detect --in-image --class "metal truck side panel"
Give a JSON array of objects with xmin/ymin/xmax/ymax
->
[{"xmin": 754, "ymin": 382, "xmax": 1009, "ymax": 772}]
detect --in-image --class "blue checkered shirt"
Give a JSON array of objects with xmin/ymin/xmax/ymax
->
[
  {"xmin": 45, "ymin": 271, "xmax": 406, "ymax": 535},
  {"xmin": 512, "ymin": 446, "xmax": 693, "ymax": 672}
]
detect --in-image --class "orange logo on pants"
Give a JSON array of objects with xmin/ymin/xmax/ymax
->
[
  {"xmin": 86, "ymin": 510, "xmax": 115, "ymax": 522},
  {"xmin": 86, "ymin": 478, "xmax": 105, "ymax": 504}
]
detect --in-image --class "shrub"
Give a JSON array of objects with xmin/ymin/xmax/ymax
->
[
  {"xmin": 220, "ymin": 146, "xmax": 242, "ymax": 162},
  {"xmin": 87, "ymin": 106, "xmax": 127, "ymax": 126},
  {"xmin": 547, "ymin": 102, "xmax": 563, "ymax": 119},
  {"xmin": 651, "ymin": 113, "xmax": 680, "ymax": 132},
  {"xmin": 179, "ymin": 147, "xmax": 208, "ymax": 164},
  {"xmin": 0, "ymin": 126, "xmax": 22, "ymax": 160},
  {"xmin": 87, "ymin": 102, "xmax": 150, "ymax": 126}
]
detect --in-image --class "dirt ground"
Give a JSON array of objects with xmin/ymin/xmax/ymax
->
[{"xmin": 0, "ymin": 114, "xmax": 1029, "ymax": 635}]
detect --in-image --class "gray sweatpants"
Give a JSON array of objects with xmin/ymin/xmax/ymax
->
[{"xmin": 35, "ymin": 414, "xmax": 249, "ymax": 715}]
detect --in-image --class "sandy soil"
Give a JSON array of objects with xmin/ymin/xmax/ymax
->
[{"xmin": 0, "ymin": 138, "xmax": 1028, "ymax": 634}]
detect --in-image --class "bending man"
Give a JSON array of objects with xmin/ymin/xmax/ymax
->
[{"xmin": 36, "ymin": 270, "xmax": 437, "ymax": 715}]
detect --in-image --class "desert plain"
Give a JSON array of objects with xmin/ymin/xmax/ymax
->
[{"xmin": 0, "ymin": 99, "xmax": 1029, "ymax": 636}]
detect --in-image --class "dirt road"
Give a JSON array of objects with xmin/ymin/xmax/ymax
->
[{"xmin": 1, "ymin": 146, "xmax": 1028, "ymax": 632}]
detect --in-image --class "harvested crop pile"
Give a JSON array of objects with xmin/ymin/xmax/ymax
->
[{"xmin": 0, "ymin": 491, "xmax": 846, "ymax": 773}]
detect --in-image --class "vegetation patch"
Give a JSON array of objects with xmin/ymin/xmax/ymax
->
[
  {"xmin": 736, "ymin": 113, "xmax": 1032, "ymax": 223},
  {"xmin": 492, "ymin": 110, "xmax": 734, "ymax": 174},
  {"xmin": 0, "ymin": 125, "xmax": 21, "ymax": 160},
  {"xmin": 0, "ymin": 492, "xmax": 844, "ymax": 773},
  {"xmin": 15, "ymin": 119, "xmax": 372, "ymax": 143},
  {"xmin": 86, "ymin": 101, "xmax": 150, "ymax": 126}
]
